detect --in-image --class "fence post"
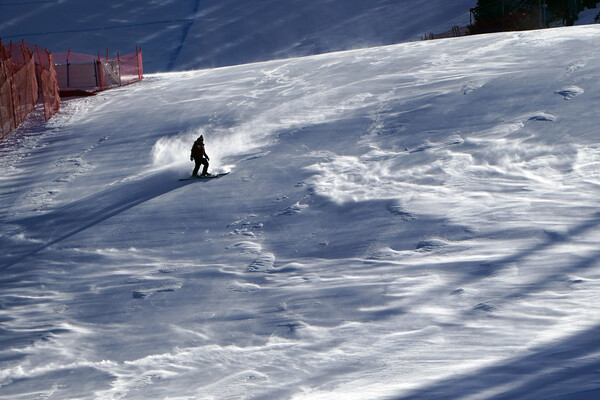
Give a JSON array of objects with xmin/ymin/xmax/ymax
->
[
  {"xmin": 2, "ymin": 39, "xmax": 19, "ymax": 133},
  {"xmin": 45, "ymin": 48, "xmax": 58, "ymax": 120},
  {"xmin": 97, "ymin": 51, "xmax": 104, "ymax": 90},
  {"xmin": 93, "ymin": 60, "xmax": 99, "ymax": 88},
  {"xmin": 21, "ymin": 39, "xmax": 28, "ymax": 63},
  {"xmin": 117, "ymin": 51, "xmax": 122, "ymax": 87},
  {"xmin": 36, "ymin": 45, "xmax": 48, "ymax": 120},
  {"xmin": 66, "ymin": 48, "xmax": 71, "ymax": 88},
  {"xmin": 136, "ymin": 46, "xmax": 142, "ymax": 80}
]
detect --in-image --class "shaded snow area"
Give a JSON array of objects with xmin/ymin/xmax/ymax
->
[
  {"xmin": 2, "ymin": 25, "xmax": 600, "ymax": 399},
  {"xmin": 0, "ymin": 0, "xmax": 476, "ymax": 72}
]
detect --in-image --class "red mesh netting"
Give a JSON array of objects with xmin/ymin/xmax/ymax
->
[
  {"xmin": 0, "ymin": 40, "xmax": 39, "ymax": 140},
  {"xmin": 52, "ymin": 52, "xmax": 98, "ymax": 64},
  {"xmin": 119, "ymin": 50, "xmax": 143, "ymax": 85},
  {"xmin": 36, "ymin": 48, "xmax": 60, "ymax": 121},
  {"xmin": 53, "ymin": 47, "xmax": 143, "ymax": 93}
]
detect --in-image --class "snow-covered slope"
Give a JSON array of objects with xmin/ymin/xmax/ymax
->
[
  {"xmin": 2, "ymin": 25, "xmax": 600, "ymax": 399},
  {"xmin": 0, "ymin": 0, "xmax": 475, "ymax": 72}
]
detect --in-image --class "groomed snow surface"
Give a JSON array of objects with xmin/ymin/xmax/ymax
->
[{"xmin": 2, "ymin": 25, "xmax": 600, "ymax": 399}]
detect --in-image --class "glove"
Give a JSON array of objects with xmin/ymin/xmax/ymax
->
[{"xmin": 190, "ymin": 156, "xmax": 193, "ymax": 161}]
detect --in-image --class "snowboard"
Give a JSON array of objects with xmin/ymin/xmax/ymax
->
[{"xmin": 179, "ymin": 172, "xmax": 229, "ymax": 181}]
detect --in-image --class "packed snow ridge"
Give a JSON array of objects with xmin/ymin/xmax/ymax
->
[{"xmin": 1, "ymin": 25, "xmax": 600, "ymax": 400}]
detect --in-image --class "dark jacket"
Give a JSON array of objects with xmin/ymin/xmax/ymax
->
[{"xmin": 191, "ymin": 140, "xmax": 208, "ymax": 159}]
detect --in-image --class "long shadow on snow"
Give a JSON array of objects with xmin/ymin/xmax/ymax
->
[
  {"xmin": 385, "ymin": 212, "xmax": 600, "ymax": 400},
  {"xmin": 387, "ymin": 321, "xmax": 600, "ymax": 400},
  {"xmin": 473, "ymin": 212, "xmax": 600, "ymax": 303},
  {"xmin": 0, "ymin": 170, "xmax": 206, "ymax": 271},
  {"xmin": 166, "ymin": 0, "xmax": 200, "ymax": 72},
  {"xmin": 391, "ymin": 211, "xmax": 600, "ymax": 311}
]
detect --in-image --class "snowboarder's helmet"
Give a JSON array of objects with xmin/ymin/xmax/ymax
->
[{"xmin": 198, "ymin": 135, "xmax": 204, "ymax": 141}]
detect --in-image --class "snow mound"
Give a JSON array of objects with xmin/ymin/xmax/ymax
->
[{"xmin": 555, "ymin": 85, "xmax": 585, "ymax": 100}]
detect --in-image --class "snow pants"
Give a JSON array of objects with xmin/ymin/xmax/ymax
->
[{"xmin": 193, "ymin": 157, "xmax": 209, "ymax": 176}]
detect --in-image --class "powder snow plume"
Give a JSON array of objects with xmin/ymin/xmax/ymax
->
[
  {"xmin": 151, "ymin": 123, "xmax": 277, "ymax": 173},
  {"xmin": 151, "ymin": 129, "xmax": 201, "ymax": 169}
]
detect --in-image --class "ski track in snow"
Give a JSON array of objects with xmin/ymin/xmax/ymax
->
[{"xmin": 2, "ymin": 26, "xmax": 600, "ymax": 400}]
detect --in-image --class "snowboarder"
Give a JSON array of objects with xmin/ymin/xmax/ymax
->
[{"xmin": 190, "ymin": 135, "xmax": 210, "ymax": 176}]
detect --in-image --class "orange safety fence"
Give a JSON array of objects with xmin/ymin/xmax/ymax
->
[
  {"xmin": 52, "ymin": 47, "xmax": 143, "ymax": 94},
  {"xmin": 1, "ymin": 42, "xmax": 141, "ymax": 140},
  {"xmin": 119, "ymin": 48, "xmax": 143, "ymax": 86},
  {"xmin": 0, "ymin": 39, "xmax": 39, "ymax": 140},
  {"xmin": 33, "ymin": 45, "xmax": 60, "ymax": 122}
]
